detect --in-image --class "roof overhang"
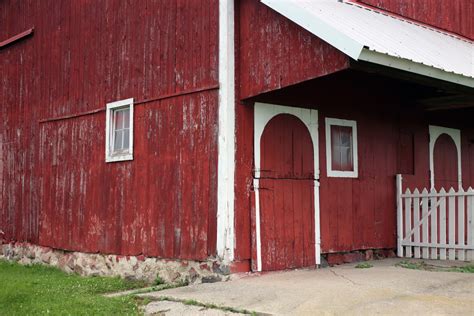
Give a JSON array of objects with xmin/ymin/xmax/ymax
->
[{"xmin": 261, "ymin": 0, "xmax": 474, "ymax": 88}]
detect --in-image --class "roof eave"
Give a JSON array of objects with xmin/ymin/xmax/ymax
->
[
  {"xmin": 261, "ymin": 0, "xmax": 474, "ymax": 89},
  {"xmin": 359, "ymin": 49, "xmax": 474, "ymax": 88},
  {"xmin": 261, "ymin": 0, "xmax": 364, "ymax": 59}
]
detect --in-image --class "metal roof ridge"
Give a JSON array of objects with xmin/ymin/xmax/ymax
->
[{"xmin": 344, "ymin": 0, "xmax": 474, "ymax": 44}]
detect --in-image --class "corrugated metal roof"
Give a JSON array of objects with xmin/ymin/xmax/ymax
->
[{"xmin": 261, "ymin": 0, "xmax": 474, "ymax": 87}]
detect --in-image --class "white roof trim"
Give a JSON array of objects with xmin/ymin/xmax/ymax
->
[
  {"xmin": 261, "ymin": 0, "xmax": 474, "ymax": 88},
  {"xmin": 359, "ymin": 49, "xmax": 474, "ymax": 88},
  {"xmin": 260, "ymin": 0, "xmax": 363, "ymax": 59}
]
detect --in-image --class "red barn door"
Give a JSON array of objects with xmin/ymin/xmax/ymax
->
[
  {"xmin": 433, "ymin": 134, "xmax": 459, "ymax": 190},
  {"xmin": 258, "ymin": 114, "xmax": 316, "ymax": 271}
]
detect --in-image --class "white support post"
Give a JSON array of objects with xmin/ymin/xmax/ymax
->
[
  {"xmin": 396, "ymin": 174, "xmax": 403, "ymax": 257},
  {"xmin": 216, "ymin": 0, "xmax": 235, "ymax": 263}
]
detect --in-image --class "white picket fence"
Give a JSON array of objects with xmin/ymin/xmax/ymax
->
[{"xmin": 396, "ymin": 175, "xmax": 474, "ymax": 261}]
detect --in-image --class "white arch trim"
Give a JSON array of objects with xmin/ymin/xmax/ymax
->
[
  {"xmin": 429, "ymin": 125, "xmax": 462, "ymax": 190},
  {"xmin": 253, "ymin": 102, "xmax": 320, "ymax": 271}
]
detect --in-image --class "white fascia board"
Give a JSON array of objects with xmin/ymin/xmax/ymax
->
[
  {"xmin": 217, "ymin": 0, "xmax": 236, "ymax": 263},
  {"xmin": 359, "ymin": 49, "xmax": 474, "ymax": 88},
  {"xmin": 261, "ymin": 0, "xmax": 364, "ymax": 60}
]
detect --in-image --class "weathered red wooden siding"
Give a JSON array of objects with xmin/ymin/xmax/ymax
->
[
  {"xmin": 0, "ymin": 0, "xmax": 219, "ymax": 260},
  {"xmin": 234, "ymin": 0, "xmax": 350, "ymax": 261},
  {"xmin": 259, "ymin": 114, "xmax": 315, "ymax": 270},
  {"xmin": 239, "ymin": 71, "xmax": 474, "ymax": 256},
  {"xmin": 238, "ymin": 0, "xmax": 350, "ymax": 99},
  {"xmin": 357, "ymin": 0, "xmax": 474, "ymax": 39},
  {"xmin": 433, "ymin": 134, "xmax": 459, "ymax": 190}
]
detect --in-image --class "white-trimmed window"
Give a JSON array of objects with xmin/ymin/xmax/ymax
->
[
  {"xmin": 325, "ymin": 118, "xmax": 358, "ymax": 178},
  {"xmin": 105, "ymin": 98, "xmax": 134, "ymax": 162}
]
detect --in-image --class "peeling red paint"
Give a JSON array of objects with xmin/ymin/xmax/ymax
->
[{"xmin": 0, "ymin": 0, "xmax": 219, "ymax": 261}]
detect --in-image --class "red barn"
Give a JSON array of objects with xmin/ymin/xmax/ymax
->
[{"xmin": 1, "ymin": 0, "xmax": 473, "ymax": 281}]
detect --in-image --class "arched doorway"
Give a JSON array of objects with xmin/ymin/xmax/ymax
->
[
  {"xmin": 433, "ymin": 134, "xmax": 458, "ymax": 190},
  {"xmin": 429, "ymin": 126, "xmax": 461, "ymax": 190},
  {"xmin": 254, "ymin": 103, "xmax": 319, "ymax": 271}
]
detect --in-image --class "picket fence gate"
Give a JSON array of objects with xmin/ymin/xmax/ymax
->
[{"xmin": 396, "ymin": 175, "xmax": 474, "ymax": 261}]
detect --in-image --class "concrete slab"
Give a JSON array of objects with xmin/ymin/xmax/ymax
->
[
  {"xmin": 141, "ymin": 259, "xmax": 474, "ymax": 315},
  {"xmin": 144, "ymin": 300, "xmax": 246, "ymax": 316}
]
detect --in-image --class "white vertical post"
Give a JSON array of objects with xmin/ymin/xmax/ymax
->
[
  {"xmin": 457, "ymin": 188, "xmax": 465, "ymax": 261},
  {"xmin": 314, "ymin": 180, "xmax": 321, "ymax": 265},
  {"xmin": 439, "ymin": 189, "xmax": 447, "ymax": 260},
  {"xmin": 413, "ymin": 189, "xmax": 421, "ymax": 259},
  {"xmin": 254, "ymin": 179, "xmax": 262, "ymax": 271},
  {"xmin": 467, "ymin": 188, "xmax": 474, "ymax": 261},
  {"xmin": 430, "ymin": 189, "xmax": 438, "ymax": 259},
  {"xmin": 216, "ymin": 0, "xmax": 236, "ymax": 263},
  {"xmin": 448, "ymin": 188, "xmax": 456, "ymax": 260},
  {"xmin": 396, "ymin": 174, "xmax": 403, "ymax": 257},
  {"xmin": 421, "ymin": 189, "xmax": 429, "ymax": 259},
  {"xmin": 404, "ymin": 189, "xmax": 412, "ymax": 258}
]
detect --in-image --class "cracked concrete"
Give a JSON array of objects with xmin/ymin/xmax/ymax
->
[
  {"xmin": 141, "ymin": 258, "xmax": 474, "ymax": 315},
  {"xmin": 143, "ymin": 301, "xmax": 246, "ymax": 316}
]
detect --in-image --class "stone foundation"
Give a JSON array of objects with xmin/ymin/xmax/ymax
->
[
  {"xmin": 323, "ymin": 248, "xmax": 397, "ymax": 266},
  {"xmin": 0, "ymin": 242, "xmax": 228, "ymax": 284}
]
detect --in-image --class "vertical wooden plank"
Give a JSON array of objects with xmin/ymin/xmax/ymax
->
[
  {"xmin": 448, "ymin": 188, "xmax": 456, "ymax": 260},
  {"xmin": 439, "ymin": 188, "xmax": 447, "ymax": 260},
  {"xmin": 284, "ymin": 180, "xmax": 295, "ymax": 269},
  {"xmin": 273, "ymin": 180, "xmax": 286, "ymax": 270},
  {"xmin": 293, "ymin": 180, "xmax": 304, "ymax": 268},
  {"xmin": 413, "ymin": 189, "xmax": 421, "ymax": 258},
  {"xmin": 404, "ymin": 189, "xmax": 412, "ymax": 258},
  {"xmin": 457, "ymin": 188, "xmax": 465, "ymax": 261},
  {"xmin": 302, "ymin": 180, "xmax": 316, "ymax": 267},
  {"xmin": 430, "ymin": 189, "xmax": 438, "ymax": 259},
  {"xmin": 421, "ymin": 189, "xmax": 429, "ymax": 259},
  {"xmin": 396, "ymin": 174, "xmax": 403, "ymax": 257},
  {"xmin": 467, "ymin": 188, "xmax": 474, "ymax": 261}
]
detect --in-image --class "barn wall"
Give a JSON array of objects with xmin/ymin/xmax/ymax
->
[
  {"xmin": 357, "ymin": 0, "xmax": 474, "ymax": 39},
  {"xmin": 238, "ymin": 0, "xmax": 350, "ymax": 100},
  {"xmin": 0, "ymin": 0, "xmax": 219, "ymax": 260},
  {"xmin": 240, "ymin": 72, "xmax": 474, "ymax": 256},
  {"xmin": 234, "ymin": 0, "xmax": 350, "ymax": 261}
]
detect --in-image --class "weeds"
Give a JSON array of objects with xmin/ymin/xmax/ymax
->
[{"xmin": 355, "ymin": 262, "xmax": 373, "ymax": 269}]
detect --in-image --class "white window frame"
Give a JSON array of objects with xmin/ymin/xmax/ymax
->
[
  {"xmin": 325, "ymin": 117, "xmax": 358, "ymax": 178},
  {"xmin": 105, "ymin": 98, "xmax": 134, "ymax": 163}
]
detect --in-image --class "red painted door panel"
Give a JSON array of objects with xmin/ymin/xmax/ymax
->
[
  {"xmin": 434, "ymin": 134, "xmax": 458, "ymax": 190},
  {"xmin": 259, "ymin": 114, "xmax": 315, "ymax": 271}
]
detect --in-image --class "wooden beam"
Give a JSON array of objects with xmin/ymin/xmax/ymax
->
[
  {"xmin": 419, "ymin": 95, "xmax": 474, "ymax": 111},
  {"xmin": 350, "ymin": 60, "xmax": 474, "ymax": 95},
  {"xmin": 0, "ymin": 28, "xmax": 34, "ymax": 49}
]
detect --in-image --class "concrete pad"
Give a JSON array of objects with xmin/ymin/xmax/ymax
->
[
  {"xmin": 141, "ymin": 259, "xmax": 474, "ymax": 315},
  {"xmin": 144, "ymin": 300, "xmax": 246, "ymax": 316}
]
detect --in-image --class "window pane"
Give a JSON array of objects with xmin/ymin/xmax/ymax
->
[
  {"xmin": 114, "ymin": 130, "xmax": 123, "ymax": 151},
  {"xmin": 123, "ymin": 129, "xmax": 130, "ymax": 150},
  {"xmin": 123, "ymin": 109, "xmax": 130, "ymax": 128},
  {"xmin": 331, "ymin": 125, "xmax": 354, "ymax": 172},
  {"xmin": 114, "ymin": 110, "xmax": 125, "ymax": 129}
]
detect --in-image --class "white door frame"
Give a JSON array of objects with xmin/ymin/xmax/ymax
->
[
  {"xmin": 253, "ymin": 102, "xmax": 320, "ymax": 272},
  {"xmin": 429, "ymin": 125, "xmax": 462, "ymax": 190}
]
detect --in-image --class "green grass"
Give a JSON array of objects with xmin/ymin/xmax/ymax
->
[
  {"xmin": 0, "ymin": 260, "xmax": 147, "ymax": 315},
  {"xmin": 448, "ymin": 265, "xmax": 474, "ymax": 273},
  {"xmin": 396, "ymin": 260, "xmax": 474, "ymax": 274},
  {"xmin": 396, "ymin": 260, "xmax": 426, "ymax": 270},
  {"xmin": 157, "ymin": 296, "xmax": 258, "ymax": 315},
  {"xmin": 355, "ymin": 262, "xmax": 373, "ymax": 269}
]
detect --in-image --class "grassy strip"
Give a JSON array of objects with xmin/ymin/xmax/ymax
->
[
  {"xmin": 122, "ymin": 280, "xmax": 189, "ymax": 296},
  {"xmin": 396, "ymin": 260, "xmax": 474, "ymax": 273},
  {"xmin": 155, "ymin": 296, "xmax": 258, "ymax": 315},
  {"xmin": 355, "ymin": 262, "xmax": 373, "ymax": 269},
  {"xmin": 0, "ymin": 260, "xmax": 148, "ymax": 315}
]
